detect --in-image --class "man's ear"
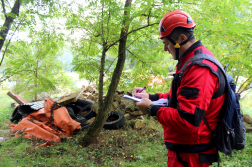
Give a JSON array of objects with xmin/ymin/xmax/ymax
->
[{"xmin": 180, "ymin": 34, "xmax": 188, "ymax": 42}]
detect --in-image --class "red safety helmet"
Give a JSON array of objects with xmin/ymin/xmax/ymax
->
[{"xmin": 159, "ymin": 10, "xmax": 196, "ymax": 39}]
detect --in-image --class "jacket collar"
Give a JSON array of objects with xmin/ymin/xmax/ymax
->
[{"xmin": 177, "ymin": 40, "xmax": 203, "ymax": 71}]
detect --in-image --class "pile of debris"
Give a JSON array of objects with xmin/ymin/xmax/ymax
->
[
  {"xmin": 64, "ymin": 84, "xmax": 147, "ymax": 129},
  {"xmin": 8, "ymin": 83, "xmax": 147, "ymax": 130}
]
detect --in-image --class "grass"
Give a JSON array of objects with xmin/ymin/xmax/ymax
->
[
  {"xmin": 0, "ymin": 87, "xmax": 252, "ymax": 167},
  {"xmin": 213, "ymin": 133, "xmax": 252, "ymax": 167},
  {"xmin": 0, "ymin": 89, "xmax": 16, "ymax": 128},
  {"xmin": 0, "ymin": 119, "xmax": 167, "ymax": 167}
]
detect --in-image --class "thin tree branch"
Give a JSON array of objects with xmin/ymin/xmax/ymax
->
[
  {"xmin": 141, "ymin": 14, "xmax": 158, "ymax": 18},
  {"xmin": 0, "ymin": 24, "xmax": 19, "ymax": 66},
  {"xmin": 106, "ymin": 9, "xmax": 111, "ymax": 43},
  {"xmin": 1, "ymin": 0, "xmax": 6, "ymax": 18},
  {"xmin": 88, "ymin": 21, "xmax": 102, "ymax": 41},
  {"xmin": 105, "ymin": 33, "xmax": 148, "ymax": 74},
  {"xmin": 105, "ymin": 56, "xmax": 117, "ymax": 74},
  {"xmin": 237, "ymin": 77, "xmax": 252, "ymax": 93},
  {"xmin": 107, "ymin": 22, "xmax": 159, "ymax": 49},
  {"xmin": 103, "ymin": 45, "xmax": 119, "ymax": 75},
  {"xmin": 147, "ymin": 9, "xmax": 151, "ymax": 25},
  {"xmin": 0, "ymin": 75, "xmax": 11, "ymax": 83},
  {"xmin": 101, "ymin": 1, "xmax": 105, "ymax": 43},
  {"xmin": 170, "ymin": 2, "xmax": 200, "ymax": 5},
  {"xmin": 125, "ymin": 35, "xmax": 146, "ymax": 64},
  {"xmin": 152, "ymin": 1, "xmax": 200, "ymax": 7},
  {"xmin": 0, "ymin": 69, "xmax": 35, "ymax": 83},
  {"xmin": 237, "ymin": 77, "xmax": 249, "ymax": 92},
  {"xmin": 242, "ymin": 86, "xmax": 252, "ymax": 92},
  {"xmin": 125, "ymin": 48, "xmax": 145, "ymax": 64},
  {"xmin": 0, "ymin": 0, "xmax": 21, "ymax": 52},
  {"xmin": 67, "ymin": 26, "xmax": 89, "ymax": 29},
  {"xmin": 6, "ymin": 0, "xmax": 10, "ymax": 6},
  {"xmin": 235, "ymin": 75, "xmax": 239, "ymax": 85}
]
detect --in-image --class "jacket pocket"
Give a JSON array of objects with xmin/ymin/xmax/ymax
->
[{"xmin": 180, "ymin": 86, "xmax": 199, "ymax": 99}]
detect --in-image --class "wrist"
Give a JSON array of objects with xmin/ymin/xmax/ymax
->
[
  {"xmin": 146, "ymin": 104, "xmax": 161, "ymax": 116},
  {"xmin": 146, "ymin": 104, "xmax": 154, "ymax": 116}
]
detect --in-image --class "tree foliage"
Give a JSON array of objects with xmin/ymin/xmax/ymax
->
[
  {"xmin": 2, "ymin": 25, "xmax": 74, "ymax": 100},
  {"xmin": 68, "ymin": 0, "xmax": 183, "ymax": 93},
  {"xmin": 0, "ymin": 0, "xmax": 74, "ymax": 99},
  {"xmin": 192, "ymin": 0, "xmax": 252, "ymax": 93},
  {"xmin": 0, "ymin": 0, "xmax": 65, "ymax": 65},
  {"xmin": 0, "ymin": 0, "xmax": 21, "ymax": 66}
]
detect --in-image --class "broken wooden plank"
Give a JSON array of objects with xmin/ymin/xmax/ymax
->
[
  {"xmin": 7, "ymin": 91, "xmax": 28, "ymax": 104},
  {"xmin": 56, "ymin": 88, "xmax": 84, "ymax": 106}
]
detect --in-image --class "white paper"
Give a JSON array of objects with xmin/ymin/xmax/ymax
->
[
  {"xmin": 152, "ymin": 98, "xmax": 168, "ymax": 106},
  {"xmin": 122, "ymin": 95, "xmax": 141, "ymax": 102},
  {"xmin": 122, "ymin": 95, "xmax": 168, "ymax": 106}
]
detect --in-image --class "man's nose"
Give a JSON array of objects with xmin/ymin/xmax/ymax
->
[{"xmin": 164, "ymin": 45, "xmax": 169, "ymax": 51}]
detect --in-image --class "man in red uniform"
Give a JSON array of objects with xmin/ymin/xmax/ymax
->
[{"xmin": 133, "ymin": 10, "xmax": 225, "ymax": 167}]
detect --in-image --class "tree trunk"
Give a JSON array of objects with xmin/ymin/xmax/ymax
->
[
  {"xmin": 35, "ymin": 59, "xmax": 39, "ymax": 101},
  {"xmin": 80, "ymin": 0, "xmax": 132, "ymax": 147},
  {"xmin": 98, "ymin": 43, "xmax": 107, "ymax": 107},
  {"xmin": 0, "ymin": 0, "xmax": 21, "ymax": 66}
]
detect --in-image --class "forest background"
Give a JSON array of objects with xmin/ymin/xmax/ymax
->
[{"xmin": 0, "ymin": 0, "xmax": 252, "ymax": 166}]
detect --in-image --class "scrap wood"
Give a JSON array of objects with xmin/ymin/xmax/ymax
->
[
  {"xmin": 56, "ymin": 88, "xmax": 84, "ymax": 106},
  {"xmin": 7, "ymin": 91, "xmax": 28, "ymax": 104}
]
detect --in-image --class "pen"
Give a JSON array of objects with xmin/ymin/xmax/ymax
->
[{"xmin": 137, "ymin": 86, "xmax": 146, "ymax": 93}]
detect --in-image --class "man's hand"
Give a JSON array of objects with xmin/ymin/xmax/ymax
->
[
  {"xmin": 135, "ymin": 98, "xmax": 153, "ymax": 114},
  {"xmin": 132, "ymin": 87, "xmax": 149, "ymax": 99}
]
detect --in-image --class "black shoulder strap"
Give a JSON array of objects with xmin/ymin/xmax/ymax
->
[
  {"xmin": 179, "ymin": 54, "xmax": 226, "ymax": 82},
  {"xmin": 179, "ymin": 54, "xmax": 227, "ymax": 130}
]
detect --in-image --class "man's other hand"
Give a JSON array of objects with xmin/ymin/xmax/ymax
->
[{"xmin": 135, "ymin": 98, "xmax": 153, "ymax": 114}]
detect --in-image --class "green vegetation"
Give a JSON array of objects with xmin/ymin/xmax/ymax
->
[
  {"xmin": 0, "ymin": 127, "xmax": 168, "ymax": 167},
  {"xmin": 0, "ymin": 89, "xmax": 15, "ymax": 127}
]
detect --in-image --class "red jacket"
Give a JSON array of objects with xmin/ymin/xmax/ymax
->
[{"xmin": 149, "ymin": 41, "xmax": 225, "ymax": 153}]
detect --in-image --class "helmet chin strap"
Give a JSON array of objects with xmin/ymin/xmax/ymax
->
[{"xmin": 166, "ymin": 33, "xmax": 194, "ymax": 60}]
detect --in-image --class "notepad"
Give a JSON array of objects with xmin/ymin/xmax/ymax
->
[
  {"xmin": 122, "ymin": 95, "xmax": 168, "ymax": 106},
  {"xmin": 122, "ymin": 95, "xmax": 141, "ymax": 102}
]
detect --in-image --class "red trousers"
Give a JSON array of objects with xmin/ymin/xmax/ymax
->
[{"xmin": 167, "ymin": 150, "xmax": 215, "ymax": 167}]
